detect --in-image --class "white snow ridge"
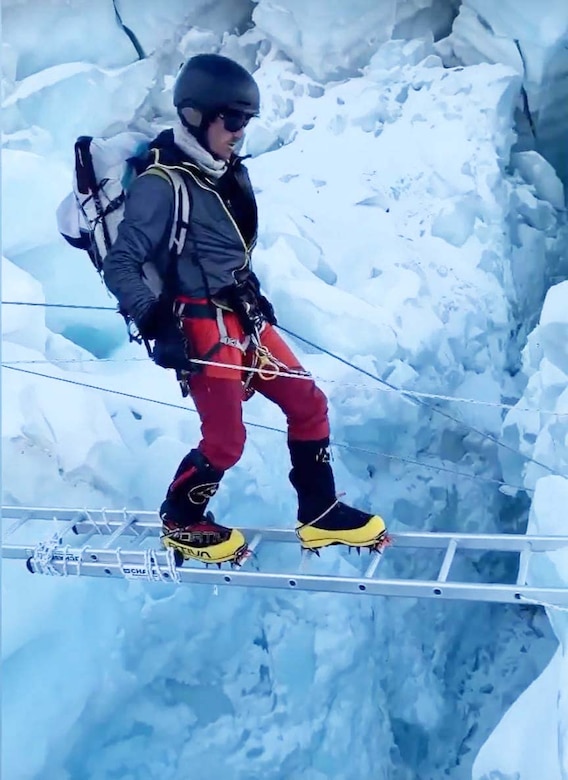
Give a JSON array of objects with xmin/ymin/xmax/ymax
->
[{"xmin": 2, "ymin": 2, "xmax": 568, "ymax": 780}]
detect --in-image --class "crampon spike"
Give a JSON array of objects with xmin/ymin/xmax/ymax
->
[
  {"xmin": 231, "ymin": 545, "xmax": 251, "ymax": 569},
  {"xmin": 216, "ymin": 562, "xmax": 222, "ymax": 570},
  {"xmin": 356, "ymin": 546, "xmax": 361, "ymax": 556},
  {"xmin": 371, "ymin": 533, "xmax": 392, "ymax": 554}
]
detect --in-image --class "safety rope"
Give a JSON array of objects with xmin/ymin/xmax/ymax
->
[
  {"xmin": 277, "ymin": 326, "xmax": 561, "ymax": 480},
  {"xmin": 1, "ymin": 363, "xmax": 536, "ymax": 492},
  {"xmin": 518, "ymin": 594, "xmax": 568, "ymax": 613},
  {"xmin": 3, "ymin": 299, "xmax": 561, "ymax": 480},
  {"xmin": 3, "ymin": 299, "xmax": 566, "ymax": 414},
  {"xmin": 3, "ymin": 354, "xmax": 568, "ymax": 419}
]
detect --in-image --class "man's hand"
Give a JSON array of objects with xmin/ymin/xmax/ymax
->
[
  {"xmin": 258, "ymin": 294, "xmax": 277, "ymax": 325},
  {"xmin": 137, "ymin": 297, "xmax": 175, "ymax": 341},
  {"xmin": 240, "ymin": 273, "xmax": 278, "ymax": 326},
  {"xmin": 152, "ymin": 327, "xmax": 194, "ymax": 371},
  {"xmin": 137, "ymin": 298, "xmax": 195, "ymax": 372}
]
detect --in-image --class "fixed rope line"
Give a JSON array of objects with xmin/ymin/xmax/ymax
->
[
  {"xmin": 278, "ymin": 325, "xmax": 562, "ymax": 480},
  {"xmin": 3, "ymin": 354, "xmax": 568, "ymax": 419},
  {"xmin": 2, "ymin": 364, "xmax": 531, "ymax": 493},
  {"xmin": 2, "ymin": 300, "xmax": 565, "ymax": 413},
  {"xmin": 3, "ymin": 301, "xmax": 567, "ymax": 418},
  {"xmin": 3, "ymin": 300, "xmax": 560, "ymax": 478},
  {"xmin": 2, "ymin": 301, "xmax": 115, "ymax": 311}
]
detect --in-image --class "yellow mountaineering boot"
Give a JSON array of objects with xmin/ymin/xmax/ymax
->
[
  {"xmin": 161, "ymin": 513, "xmax": 248, "ymax": 565},
  {"xmin": 296, "ymin": 501, "xmax": 387, "ymax": 551},
  {"xmin": 159, "ymin": 449, "xmax": 248, "ymax": 566},
  {"xmin": 289, "ymin": 439, "xmax": 387, "ymax": 552}
]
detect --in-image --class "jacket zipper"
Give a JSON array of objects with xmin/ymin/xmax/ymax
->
[{"xmin": 152, "ymin": 156, "xmax": 253, "ymax": 271}]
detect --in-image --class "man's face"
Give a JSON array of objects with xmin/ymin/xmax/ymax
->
[{"xmin": 206, "ymin": 112, "xmax": 251, "ymax": 160}]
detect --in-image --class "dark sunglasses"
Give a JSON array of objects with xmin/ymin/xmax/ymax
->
[{"xmin": 219, "ymin": 109, "xmax": 255, "ymax": 133}]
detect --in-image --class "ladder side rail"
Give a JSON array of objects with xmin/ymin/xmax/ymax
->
[
  {"xmin": 68, "ymin": 523, "xmax": 568, "ymax": 552},
  {"xmin": 70, "ymin": 520, "xmax": 297, "ymax": 545},
  {"xmin": 391, "ymin": 532, "xmax": 568, "ymax": 553},
  {"xmin": 11, "ymin": 549, "xmax": 568, "ymax": 606},
  {"xmin": 5, "ymin": 507, "xmax": 568, "ymax": 553},
  {"xmin": 2, "ymin": 506, "xmax": 159, "ymax": 523}
]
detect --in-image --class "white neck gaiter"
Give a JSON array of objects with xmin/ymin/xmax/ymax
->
[{"xmin": 172, "ymin": 120, "xmax": 228, "ymax": 180}]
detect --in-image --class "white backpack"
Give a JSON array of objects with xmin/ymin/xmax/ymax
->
[{"xmin": 56, "ymin": 132, "xmax": 190, "ymax": 342}]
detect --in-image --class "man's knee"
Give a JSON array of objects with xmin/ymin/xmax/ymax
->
[{"xmin": 200, "ymin": 427, "xmax": 247, "ymax": 471}]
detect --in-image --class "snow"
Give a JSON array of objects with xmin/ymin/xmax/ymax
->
[{"xmin": 3, "ymin": 2, "xmax": 568, "ymax": 779}]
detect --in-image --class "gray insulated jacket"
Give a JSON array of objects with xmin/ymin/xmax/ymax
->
[{"xmin": 103, "ymin": 131, "xmax": 258, "ymax": 326}]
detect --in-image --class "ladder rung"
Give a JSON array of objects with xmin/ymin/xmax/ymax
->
[
  {"xmin": 437, "ymin": 539, "xmax": 458, "ymax": 583},
  {"xmin": 239, "ymin": 533, "xmax": 262, "ymax": 570},
  {"xmin": 101, "ymin": 515, "xmax": 137, "ymax": 549},
  {"xmin": 248, "ymin": 533, "xmax": 263, "ymax": 553},
  {"xmin": 364, "ymin": 550, "xmax": 385, "ymax": 579},
  {"xmin": 128, "ymin": 527, "xmax": 153, "ymax": 546},
  {"xmin": 3, "ymin": 514, "xmax": 36, "ymax": 540},
  {"xmin": 516, "ymin": 548, "xmax": 532, "ymax": 586}
]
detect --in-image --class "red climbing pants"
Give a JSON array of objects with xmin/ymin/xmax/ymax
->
[{"xmin": 180, "ymin": 308, "xmax": 330, "ymax": 471}]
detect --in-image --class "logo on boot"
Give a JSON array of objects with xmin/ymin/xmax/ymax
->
[{"xmin": 188, "ymin": 482, "xmax": 219, "ymax": 505}]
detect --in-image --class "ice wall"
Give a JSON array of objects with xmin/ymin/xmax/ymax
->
[
  {"xmin": 473, "ymin": 480, "xmax": 568, "ymax": 780},
  {"xmin": 251, "ymin": 0, "xmax": 459, "ymax": 81},
  {"xmin": 473, "ymin": 279, "xmax": 568, "ymax": 780},
  {"xmin": 445, "ymin": 0, "xmax": 568, "ymax": 187},
  {"xmin": 2, "ymin": 0, "xmax": 253, "ymax": 78}
]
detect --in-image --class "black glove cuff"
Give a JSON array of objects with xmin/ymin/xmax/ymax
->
[{"xmin": 137, "ymin": 297, "xmax": 174, "ymax": 341}]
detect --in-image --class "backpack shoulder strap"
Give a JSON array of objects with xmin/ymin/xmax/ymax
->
[{"xmin": 142, "ymin": 165, "xmax": 191, "ymax": 257}]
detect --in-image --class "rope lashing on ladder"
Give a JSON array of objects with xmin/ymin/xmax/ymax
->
[
  {"xmin": 30, "ymin": 531, "xmax": 64, "ymax": 576},
  {"xmin": 115, "ymin": 546, "xmax": 181, "ymax": 584}
]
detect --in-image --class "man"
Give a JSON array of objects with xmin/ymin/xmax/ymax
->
[{"xmin": 104, "ymin": 53, "xmax": 386, "ymax": 565}]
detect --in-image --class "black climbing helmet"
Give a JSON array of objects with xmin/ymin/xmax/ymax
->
[{"xmin": 173, "ymin": 53, "xmax": 260, "ymax": 120}]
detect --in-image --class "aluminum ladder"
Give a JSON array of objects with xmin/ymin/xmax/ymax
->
[{"xmin": 3, "ymin": 505, "xmax": 568, "ymax": 607}]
